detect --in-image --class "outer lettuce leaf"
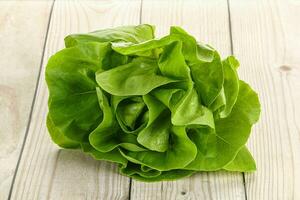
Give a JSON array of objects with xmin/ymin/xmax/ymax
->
[
  {"xmin": 120, "ymin": 126, "xmax": 197, "ymax": 171},
  {"xmin": 81, "ymin": 143, "xmax": 128, "ymax": 167},
  {"xmin": 65, "ymin": 24, "xmax": 155, "ymax": 47},
  {"xmin": 46, "ymin": 115, "xmax": 80, "ymax": 149},
  {"xmin": 120, "ymin": 162, "xmax": 195, "ymax": 182},
  {"xmin": 46, "ymin": 43, "xmax": 108, "ymax": 143},
  {"xmin": 190, "ymin": 51, "xmax": 223, "ymax": 107},
  {"xmin": 96, "ymin": 57, "xmax": 178, "ymax": 96},
  {"xmin": 218, "ymin": 56, "xmax": 240, "ymax": 118},
  {"xmin": 45, "ymin": 25, "xmax": 261, "ymax": 182},
  {"xmin": 224, "ymin": 146, "xmax": 256, "ymax": 172},
  {"xmin": 171, "ymin": 87, "xmax": 215, "ymax": 128},
  {"xmin": 158, "ymin": 41, "xmax": 190, "ymax": 79},
  {"xmin": 185, "ymin": 81, "xmax": 260, "ymax": 170}
]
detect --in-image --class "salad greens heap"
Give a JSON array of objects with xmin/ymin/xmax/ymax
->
[{"xmin": 46, "ymin": 24, "xmax": 261, "ymax": 181}]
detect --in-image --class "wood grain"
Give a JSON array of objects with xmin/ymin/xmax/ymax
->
[
  {"xmin": 5, "ymin": 0, "xmax": 300, "ymax": 199},
  {"xmin": 229, "ymin": 0, "xmax": 300, "ymax": 199},
  {"xmin": 0, "ymin": 1, "xmax": 53, "ymax": 199},
  {"xmin": 130, "ymin": 1, "xmax": 246, "ymax": 199},
  {"xmin": 9, "ymin": 0, "xmax": 141, "ymax": 199}
]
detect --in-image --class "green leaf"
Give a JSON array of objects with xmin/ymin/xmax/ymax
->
[
  {"xmin": 170, "ymin": 26, "xmax": 215, "ymax": 63},
  {"xmin": 81, "ymin": 143, "xmax": 128, "ymax": 167},
  {"xmin": 120, "ymin": 126, "xmax": 197, "ymax": 171},
  {"xmin": 158, "ymin": 41, "xmax": 190, "ymax": 79},
  {"xmin": 219, "ymin": 56, "xmax": 240, "ymax": 118},
  {"xmin": 116, "ymin": 97, "xmax": 146, "ymax": 130},
  {"xmin": 65, "ymin": 24, "xmax": 155, "ymax": 47},
  {"xmin": 185, "ymin": 81, "xmax": 260, "ymax": 170},
  {"xmin": 137, "ymin": 95, "xmax": 170, "ymax": 152},
  {"xmin": 46, "ymin": 115, "xmax": 80, "ymax": 149},
  {"xmin": 89, "ymin": 88, "xmax": 145, "ymax": 152},
  {"xmin": 224, "ymin": 146, "xmax": 256, "ymax": 172},
  {"xmin": 120, "ymin": 162, "xmax": 162, "ymax": 178},
  {"xmin": 172, "ymin": 87, "xmax": 215, "ymax": 128},
  {"xmin": 190, "ymin": 51, "xmax": 224, "ymax": 106},
  {"xmin": 46, "ymin": 43, "xmax": 108, "ymax": 143},
  {"xmin": 120, "ymin": 162, "xmax": 195, "ymax": 182},
  {"xmin": 96, "ymin": 58, "xmax": 178, "ymax": 96},
  {"xmin": 137, "ymin": 109, "xmax": 170, "ymax": 152},
  {"xmin": 45, "ymin": 24, "xmax": 261, "ymax": 182}
]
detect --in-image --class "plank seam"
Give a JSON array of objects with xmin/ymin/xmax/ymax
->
[
  {"xmin": 226, "ymin": 0, "xmax": 248, "ymax": 199},
  {"xmin": 7, "ymin": 0, "xmax": 56, "ymax": 199},
  {"xmin": 242, "ymin": 174, "xmax": 248, "ymax": 200},
  {"xmin": 128, "ymin": 178, "xmax": 133, "ymax": 200},
  {"xmin": 227, "ymin": 0, "xmax": 234, "ymax": 55},
  {"xmin": 139, "ymin": 0, "xmax": 143, "ymax": 24}
]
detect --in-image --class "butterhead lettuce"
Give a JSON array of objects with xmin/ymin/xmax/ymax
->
[{"xmin": 45, "ymin": 24, "xmax": 261, "ymax": 181}]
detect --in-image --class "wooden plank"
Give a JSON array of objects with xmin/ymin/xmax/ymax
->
[
  {"xmin": 9, "ymin": 0, "xmax": 142, "ymax": 199},
  {"xmin": 0, "ymin": 1, "xmax": 53, "ymax": 199},
  {"xmin": 130, "ymin": 1, "xmax": 246, "ymax": 199},
  {"xmin": 229, "ymin": 0, "xmax": 300, "ymax": 199}
]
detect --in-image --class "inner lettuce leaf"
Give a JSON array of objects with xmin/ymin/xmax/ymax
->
[{"xmin": 45, "ymin": 24, "xmax": 261, "ymax": 182}]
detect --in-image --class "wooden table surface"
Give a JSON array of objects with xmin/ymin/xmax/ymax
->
[{"xmin": 1, "ymin": 0, "xmax": 299, "ymax": 199}]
